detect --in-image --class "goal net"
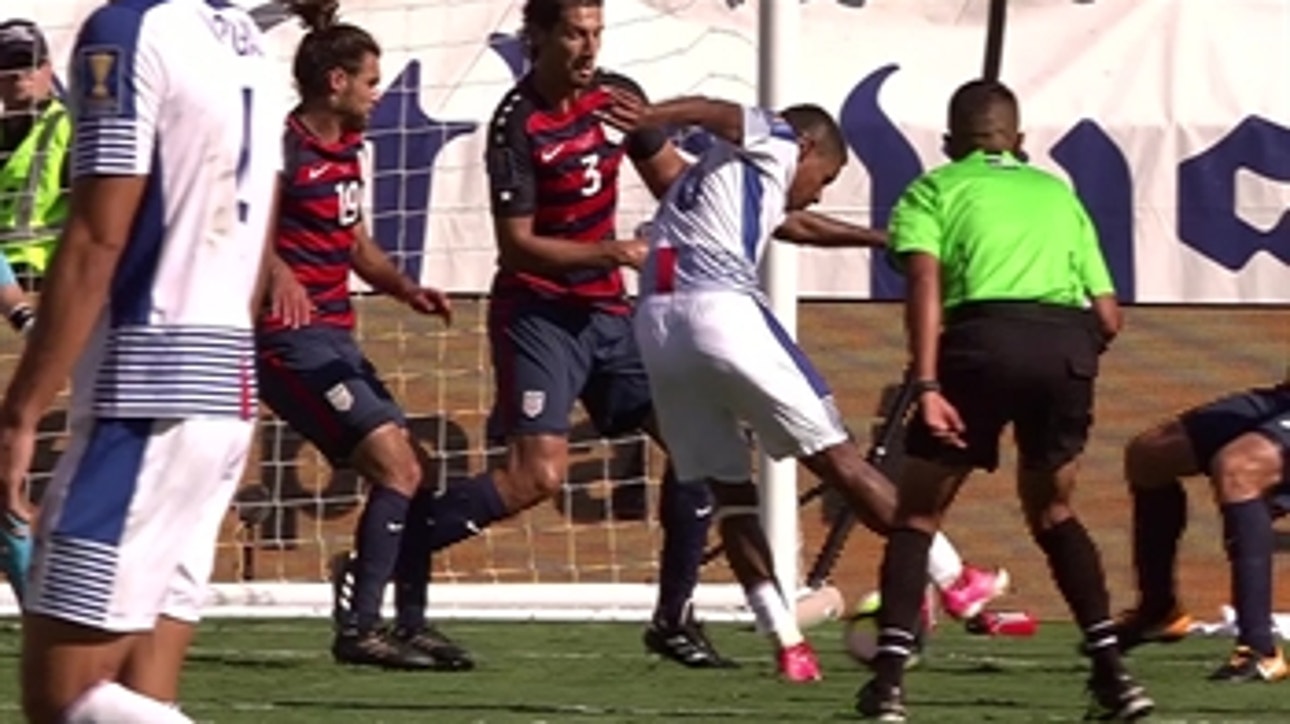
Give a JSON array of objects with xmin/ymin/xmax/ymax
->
[{"xmin": 5, "ymin": 0, "xmax": 769, "ymax": 622}]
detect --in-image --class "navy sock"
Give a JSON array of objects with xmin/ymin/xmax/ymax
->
[
  {"xmin": 1222, "ymin": 499, "xmax": 1276, "ymax": 657},
  {"xmin": 1132, "ymin": 482, "xmax": 1187, "ymax": 615},
  {"xmin": 653, "ymin": 469, "xmax": 713, "ymax": 626},
  {"xmin": 423, "ymin": 472, "xmax": 509, "ymax": 553},
  {"xmin": 350, "ymin": 485, "xmax": 411, "ymax": 632},
  {"xmin": 1035, "ymin": 518, "xmax": 1122, "ymax": 679},
  {"xmin": 393, "ymin": 488, "xmax": 439, "ymax": 631},
  {"xmin": 874, "ymin": 528, "xmax": 932, "ymax": 687}
]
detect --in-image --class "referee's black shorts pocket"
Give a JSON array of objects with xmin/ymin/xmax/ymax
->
[{"xmin": 1013, "ymin": 347, "xmax": 1097, "ymax": 472}]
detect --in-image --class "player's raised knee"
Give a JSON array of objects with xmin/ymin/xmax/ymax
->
[
  {"xmin": 1123, "ymin": 421, "xmax": 1191, "ymax": 490},
  {"xmin": 1210, "ymin": 433, "xmax": 1282, "ymax": 503}
]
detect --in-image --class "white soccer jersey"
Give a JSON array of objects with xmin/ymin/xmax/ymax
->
[
  {"xmin": 639, "ymin": 106, "xmax": 799, "ymax": 300},
  {"xmin": 67, "ymin": 0, "xmax": 282, "ymax": 420}
]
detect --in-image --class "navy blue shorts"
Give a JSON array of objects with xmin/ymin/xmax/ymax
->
[
  {"xmin": 486, "ymin": 300, "xmax": 652, "ymax": 442},
  {"xmin": 256, "ymin": 325, "xmax": 406, "ymax": 465},
  {"xmin": 1181, "ymin": 384, "xmax": 1290, "ymax": 489}
]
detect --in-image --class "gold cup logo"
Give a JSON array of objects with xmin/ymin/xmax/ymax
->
[{"xmin": 87, "ymin": 51, "xmax": 114, "ymax": 99}]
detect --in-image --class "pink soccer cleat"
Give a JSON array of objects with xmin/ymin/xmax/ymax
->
[
  {"xmin": 939, "ymin": 565, "xmax": 1010, "ymax": 621},
  {"xmin": 777, "ymin": 641, "xmax": 823, "ymax": 683}
]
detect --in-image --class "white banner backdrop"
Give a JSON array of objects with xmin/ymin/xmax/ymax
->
[{"xmin": 22, "ymin": 0, "xmax": 1290, "ymax": 302}]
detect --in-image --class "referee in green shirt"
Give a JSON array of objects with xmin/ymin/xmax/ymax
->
[{"xmin": 856, "ymin": 80, "xmax": 1152, "ymax": 722}]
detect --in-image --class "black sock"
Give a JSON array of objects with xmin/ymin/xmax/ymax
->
[
  {"xmin": 653, "ymin": 469, "xmax": 713, "ymax": 626},
  {"xmin": 393, "ymin": 488, "xmax": 439, "ymax": 632},
  {"xmin": 874, "ymin": 528, "xmax": 932, "ymax": 687},
  {"xmin": 351, "ymin": 486, "xmax": 411, "ymax": 632},
  {"xmin": 1132, "ymin": 482, "xmax": 1187, "ymax": 615},
  {"xmin": 1222, "ymin": 499, "xmax": 1276, "ymax": 657},
  {"xmin": 423, "ymin": 472, "xmax": 509, "ymax": 553},
  {"xmin": 1035, "ymin": 518, "xmax": 1122, "ymax": 679}
]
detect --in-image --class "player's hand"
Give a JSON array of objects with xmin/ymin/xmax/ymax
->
[
  {"xmin": 269, "ymin": 269, "xmax": 314, "ymax": 329},
  {"xmin": 0, "ymin": 421, "xmax": 36, "ymax": 532},
  {"xmin": 919, "ymin": 390, "xmax": 967, "ymax": 449},
  {"xmin": 597, "ymin": 86, "xmax": 650, "ymax": 134},
  {"xmin": 405, "ymin": 287, "xmax": 453, "ymax": 326},
  {"xmin": 609, "ymin": 239, "xmax": 648, "ymax": 270}
]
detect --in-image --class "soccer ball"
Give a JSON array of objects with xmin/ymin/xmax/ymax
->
[{"xmin": 842, "ymin": 591, "xmax": 925, "ymax": 669}]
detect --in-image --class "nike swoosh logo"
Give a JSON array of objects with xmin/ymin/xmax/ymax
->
[
  {"xmin": 307, "ymin": 164, "xmax": 330, "ymax": 180},
  {"xmin": 694, "ymin": 505, "xmax": 714, "ymax": 519},
  {"xmin": 539, "ymin": 144, "xmax": 564, "ymax": 163}
]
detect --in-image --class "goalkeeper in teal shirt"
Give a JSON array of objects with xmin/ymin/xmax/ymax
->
[{"xmin": 856, "ymin": 79, "xmax": 1151, "ymax": 723}]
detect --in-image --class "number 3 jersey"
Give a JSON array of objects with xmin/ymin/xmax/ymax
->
[
  {"xmin": 259, "ymin": 114, "xmax": 365, "ymax": 333},
  {"xmin": 68, "ymin": 0, "xmax": 282, "ymax": 421},
  {"xmin": 484, "ymin": 70, "xmax": 667, "ymax": 314}
]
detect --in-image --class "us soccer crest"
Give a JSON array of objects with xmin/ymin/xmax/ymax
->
[
  {"xmin": 522, "ymin": 390, "xmax": 545, "ymax": 419},
  {"xmin": 326, "ymin": 383, "xmax": 354, "ymax": 413}
]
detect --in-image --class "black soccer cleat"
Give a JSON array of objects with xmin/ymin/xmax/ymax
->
[
  {"xmin": 1083, "ymin": 672, "xmax": 1154, "ymax": 721},
  {"xmin": 332, "ymin": 628, "xmax": 437, "ymax": 670},
  {"xmin": 643, "ymin": 615, "xmax": 738, "ymax": 669},
  {"xmin": 856, "ymin": 678, "xmax": 907, "ymax": 722},
  {"xmin": 391, "ymin": 625, "xmax": 476, "ymax": 671}
]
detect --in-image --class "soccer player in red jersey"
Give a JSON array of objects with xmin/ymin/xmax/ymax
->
[
  {"xmin": 254, "ymin": 3, "xmax": 468, "ymax": 671},
  {"xmin": 388, "ymin": 0, "xmax": 734, "ymax": 668}
]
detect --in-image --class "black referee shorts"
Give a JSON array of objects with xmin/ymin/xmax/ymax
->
[{"xmin": 905, "ymin": 302, "xmax": 1104, "ymax": 472}]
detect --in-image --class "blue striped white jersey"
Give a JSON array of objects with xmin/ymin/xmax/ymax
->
[
  {"xmin": 67, "ymin": 0, "xmax": 283, "ymax": 419},
  {"xmin": 639, "ymin": 106, "xmax": 799, "ymax": 301}
]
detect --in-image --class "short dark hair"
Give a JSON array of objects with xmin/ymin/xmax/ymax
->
[
  {"xmin": 285, "ymin": 0, "xmax": 380, "ymax": 100},
  {"xmin": 947, "ymin": 79, "xmax": 1019, "ymax": 133},
  {"xmin": 523, "ymin": 0, "xmax": 603, "ymax": 36},
  {"xmin": 521, "ymin": 0, "xmax": 602, "ymax": 59},
  {"xmin": 780, "ymin": 104, "xmax": 846, "ymax": 160}
]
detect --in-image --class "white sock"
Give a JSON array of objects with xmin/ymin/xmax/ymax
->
[
  {"xmin": 927, "ymin": 532, "xmax": 964, "ymax": 591},
  {"xmin": 747, "ymin": 581, "xmax": 803, "ymax": 648},
  {"xmin": 64, "ymin": 682, "xmax": 193, "ymax": 724}
]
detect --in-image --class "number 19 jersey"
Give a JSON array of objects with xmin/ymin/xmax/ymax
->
[
  {"xmin": 258, "ymin": 114, "xmax": 365, "ymax": 333},
  {"xmin": 68, "ymin": 0, "xmax": 283, "ymax": 421}
]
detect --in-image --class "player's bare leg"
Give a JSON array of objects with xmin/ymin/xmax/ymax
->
[
  {"xmin": 800, "ymin": 441, "xmax": 1009, "ymax": 620},
  {"xmin": 1118, "ymin": 420, "xmax": 1200, "ymax": 649},
  {"xmin": 21, "ymin": 616, "xmax": 189, "ymax": 724},
  {"xmin": 330, "ymin": 423, "xmax": 435, "ymax": 670},
  {"xmin": 119, "ymin": 617, "xmax": 193, "ymax": 704},
  {"xmin": 709, "ymin": 481, "xmax": 820, "ymax": 682}
]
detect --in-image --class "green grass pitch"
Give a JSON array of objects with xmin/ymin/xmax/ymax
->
[{"xmin": 0, "ymin": 619, "xmax": 1286, "ymax": 722}]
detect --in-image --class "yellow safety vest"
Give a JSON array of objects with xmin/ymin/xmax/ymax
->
[{"xmin": 0, "ymin": 100, "xmax": 70, "ymax": 275}]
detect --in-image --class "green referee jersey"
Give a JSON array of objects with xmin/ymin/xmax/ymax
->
[{"xmin": 887, "ymin": 149, "xmax": 1115, "ymax": 310}]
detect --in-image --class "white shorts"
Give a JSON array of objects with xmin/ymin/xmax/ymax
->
[
  {"xmin": 27, "ymin": 416, "xmax": 254, "ymax": 632},
  {"xmin": 634, "ymin": 291, "xmax": 848, "ymax": 483}
]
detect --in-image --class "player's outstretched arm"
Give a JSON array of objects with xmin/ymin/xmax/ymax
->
[
  {"xmin": 352, "ymin": 225, "xmax": 452, "ymax": 323},
  {"xmin": 494, "ymin": 216, "xmax": 643, "ymax": 275},
  {"xmin": 775, "ymin": 210, "xmax": 887, "ymax": 248},
  {"xmin": 597, "ymin": 75, "xmax": 689, "ymax": 199},
  {"xmin": 601, "ymin": 88, "xmax": 743, "ymax": 147},
  {"xmin": 252, "ymin": 180, "xmax": 284, "ymax": 319}
]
